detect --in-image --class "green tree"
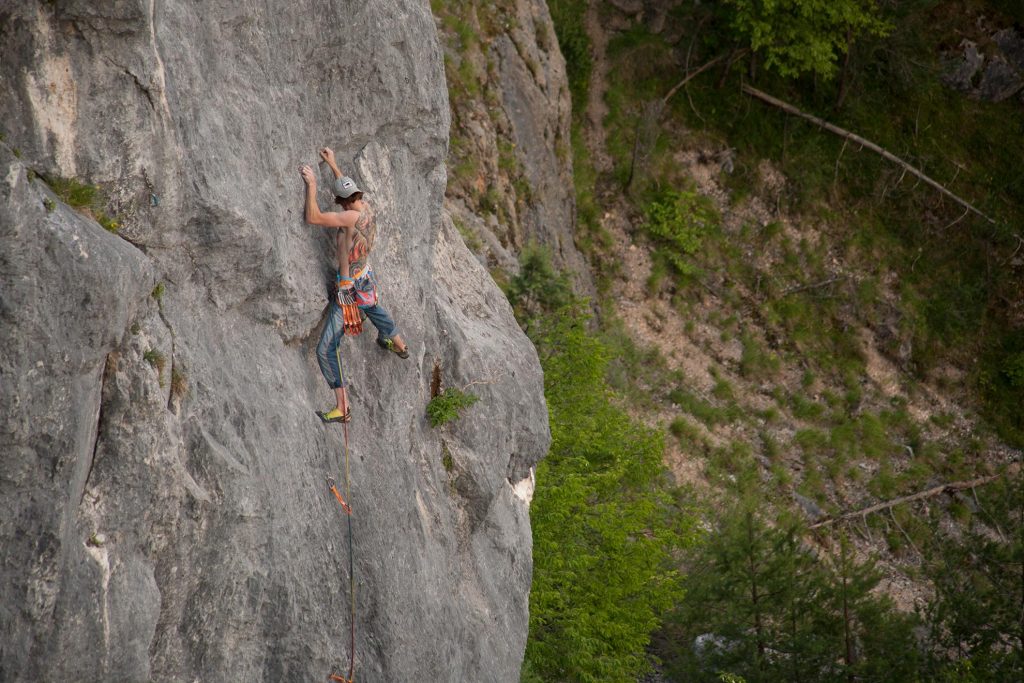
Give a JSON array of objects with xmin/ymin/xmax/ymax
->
[
  {"xmin": 926, "ymin": 470, "xmax": 1024, "ymax": 681},
  {"xmin": 515, "ymin": 254, "xmax": 696, "ymax": 682},
  {"xmin": 662, "ymin": 494, "xmax": 920, "ymax": 682},
  {"xmin": 721, "ymin": 0, "xmax": 891, "ymax": 80},
  {"xmin": 827, "ymin": 535, "xmax": 922, "ymax": 682}
]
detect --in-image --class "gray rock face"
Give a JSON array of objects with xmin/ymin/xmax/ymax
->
[
  {"xmin": 942, "ymin": 31, "xmax": 1024, "ymax": 102},
  {"xmin": 941, "ymin": 40, "xmax": 985, "ymax": 92},
  {"xmin": 0, "ymin": 2, "xmax": 549, "ymax": 682},
  {"xmin": 994, "ymin": 28, "xmax": 1024, "ymax": 72},
  {"xmin": 492, "ymin": 0, "xmax": 587, "ymax": 283},
  {"xmin": 439, "ymin": 0, "xmax": 592, "ymax": 292},
  {"xmin": 976, "ymin": 57, "xmax": 1023, "ymax": 102}
]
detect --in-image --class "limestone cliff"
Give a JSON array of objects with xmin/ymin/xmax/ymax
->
[
  {"xmin": 434, "ymin": 0, "xmax": 592, "ymax": 290},
  {"xmin": 0, "ymin": 2, "xmax": 550, "ymax": 681}
]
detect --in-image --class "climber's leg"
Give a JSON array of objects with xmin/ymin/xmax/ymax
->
[{"xmin": 316, "ymin": 302, "xmax": 352, "ymax": 423}]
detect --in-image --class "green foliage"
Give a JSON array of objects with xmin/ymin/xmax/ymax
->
[
  {"xmin": 661, "ymin": 497, "xmax": 922, "ymax": 682},
  {"xmin": 513, "ymin": 253, "xmax": 696, "ymax": 682},
  {"xmin": 441, "ymin": 442, "xmax": 454, "ymax": 472},
  {"xmin": 650, "ymin": 0, "xmax": 1022, "ymax": 441},
  {"xmin": 644, "ymin": 189, "xmax": 719, "ymax": 282},
  {"xmin": 170, "ymin": 368, "xmax": 187, "ymax": 401},
  {"xmin": 668, "ymin": 386, "xmax": 740, "ymax": 427},
  {"xmin": 722, "ymin": 0, "xmax": 892, "ymax": 79},
  {"xmin": 739, "ymin": 332, "xmax": 780, "ymax": 380},
  {"xmin": 47, "ymin": 176, "xmax": 98, "ymax": 208},
  {"xmin": 151, "ymin": 282, "xmax": 165, "ymax": 301},
  {"xmin": 43, "ymin": 197, "xmax": 55, "ymax": 213},
  {"xmin": 505, "ymin": 244, "xmax": 575, "ymax": 328},
  {"xmin": 925, "ymin": 470, "xmax": 1024, "ymax": 681},
  {"xmin": 547, "ymin": 0, "xmax": 591, "ymax": 109},
  {"xmin": 44, "ymin": 175, "xmax": 120, "ymax": 233},
  {"xmin": 1001, "ymin": 351, "xmax": 1024, "ymax": 389},
  {"xmin": 980, "ymin": 332, "xmax": 1024, "ymax": 446},
  {"xmin": 426, "ymin": 387, "xmax": 479, "ymax": 428},
  {"xmin": 143, "ymin": 348, "xmax": 167, "ymax": 386}
]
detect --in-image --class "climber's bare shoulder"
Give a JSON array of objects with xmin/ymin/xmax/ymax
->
[{"xmin": 309, "ymin": 208, "xmax": 359, "ymax": 229}]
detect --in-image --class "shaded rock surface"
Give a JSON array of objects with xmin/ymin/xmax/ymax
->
[
  {"xmin": 0, "ymin": 2, "xmax": 549, "ymax": 682},
  {"xmin": 438, "ymin": 0, "xmax": 592, "ymax": 292},
  {"xmin": 942, "ymin": 29, "xmax": 1024, "ymax": 102}
]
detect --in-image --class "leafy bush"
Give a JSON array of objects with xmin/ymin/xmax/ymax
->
[
  {"xmin": 644, "ymin": 189, "xmax": 718, "ymax": 281},
  {"xmin": 1002, "ymin": 351, "xmax": 1024, "ymax": 389},
  {"xmin": 504, "ymin": 244, "xmax": 575, "ymax": 329},
  {"xmin": 723, "ymin": 0, "xmax": 892, "ymax": 79},
  {"xmin": 426, "ymin": 387, "xmax": 479, "ymax": 428},
  {"xmin": 547, "ymin": 0, "xmax": 591, "ymax": 108},
  {"xmin": 510, "ymin": 252, "xmax": 697, "ymax": 682}
]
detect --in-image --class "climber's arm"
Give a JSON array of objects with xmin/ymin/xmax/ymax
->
[
  {"xmin": 319, "ymin": 147, "xmax": 343, "ymax": 179},
  {"xmin": 300, "ymin": 164, "xmax": 347, "ymax": 228}
]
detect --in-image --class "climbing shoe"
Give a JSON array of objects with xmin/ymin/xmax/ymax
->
[
  {"xmin": 316, "ymin": 407, "xmax": 351, "ymax": 424},
  {"xmin": 377, "ymin": 337, "xmax": 409, "ymax": 359}
]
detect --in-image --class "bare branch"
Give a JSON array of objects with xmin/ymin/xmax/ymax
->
[
  {"xmin": 810, "ymin": 474, "xmax": 1004, "ymax": 529},
  {"xmin": 662, "ymin": 54, "xmax": 728, "ymax": 106},
  {"xmin": 742, "ymin": 85, "xmax": 998, "ymax": 225}
]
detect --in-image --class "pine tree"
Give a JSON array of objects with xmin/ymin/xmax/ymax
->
[
  {"xmin": 661, "ymin": 494, "xmax": 921, "ymax": 682},
  {"xmin": 926, "ymin": 470, "xmax": 1024, "ymax": 681}
]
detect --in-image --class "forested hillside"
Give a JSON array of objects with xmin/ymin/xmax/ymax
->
[{"xmin": 433, "ymin": 1, "xmax": 1023, "ymax": 681}]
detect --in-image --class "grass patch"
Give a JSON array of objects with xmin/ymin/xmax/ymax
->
[
  {"xmin": 668, "ymin": 386, "xmax": 740, "ymax": 427},
  {"xmin": 426, "ymin": 387, "xmax": 479, "ymax": 428},
  {"xmin": 143, "ymin": 348, "xmax": 166, "ymax": 386},
  {"xmin": 170, "ymin": 368, "xmax": 187, "ymax": 401},
  {"xmin": 44, "ymin": 175, "xmax": 120, "ymax": 233}
]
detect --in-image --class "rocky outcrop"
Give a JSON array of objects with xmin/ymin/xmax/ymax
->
[
  {"xmin": 437, "ymin": 0, "xmax": 592, "ymax": 290},
  {"xmin": 942, "ymin": 29, "xmax": 1024, "ymax": 102},
  {"xmin": 0, "ymin": 2, "xmax": 549, "ymax": 682}
]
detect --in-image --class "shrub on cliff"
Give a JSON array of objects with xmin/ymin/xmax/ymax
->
[{"xmin": 512, "ymin": 252, "xmax": 696, "ymax": 682}]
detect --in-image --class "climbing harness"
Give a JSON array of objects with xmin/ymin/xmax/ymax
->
[
  {"xmin": 337, "ymin": 263, "xmax": 370, "ymax": 337},
  {"xmin": 326, "ymin": 343, "xmax": 357, "ymax": 683}
]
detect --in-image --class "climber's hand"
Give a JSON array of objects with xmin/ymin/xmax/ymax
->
[
  {"xmin": 300, "ymin": 165, "xmax": 316, "ymax": 186},
  {"xmin": 319, "ymin": 147, "xmax": 336, "ymax": 165}
]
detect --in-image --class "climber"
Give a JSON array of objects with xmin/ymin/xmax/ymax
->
[{"xmin": 301, "ymin": 147, "xmax": 410, "ymax": 425}]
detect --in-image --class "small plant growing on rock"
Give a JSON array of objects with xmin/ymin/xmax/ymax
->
[
  {"xmin": 427, "ymin": 387, "xmax": 479, "ymax": 427},
  {"xmin": 43, "ymin": 198, "xmax": 55, "ymax": 213},
  {"xmin": 170, "ymin": 368, "xmax": 187, "ymax": 401},
  {"xmin": 44, "ymin": 175, "xmax": 120, "ymax": 233},
  {"xmin": 143, "ymin": 348, "xmax": 167, "ymax": 386},
  {"xmin": 151, "ymin": 282, "xmax": 165, "ymax": 301}
]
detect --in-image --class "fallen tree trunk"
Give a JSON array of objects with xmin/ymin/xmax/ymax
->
[
  {"xmin": 662, "ymin": 54, "xmax": 727, "ymax": 106},
  {"xmin": 742, "ymin": 84, "xmax": 997, "ymax": 225},
  {"xmin": 810, "ymin": 474, "xmax": 1003, "ymax": 529}
]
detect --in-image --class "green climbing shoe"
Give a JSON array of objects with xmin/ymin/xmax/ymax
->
[{"xmin": 377, "ymin": 337, "xmax": 409, "ymax": 359}]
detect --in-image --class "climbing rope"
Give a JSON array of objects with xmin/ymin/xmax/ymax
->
[{"xmin": 327, "ymin": 341, "xmax": 356, "ymax": 683}]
